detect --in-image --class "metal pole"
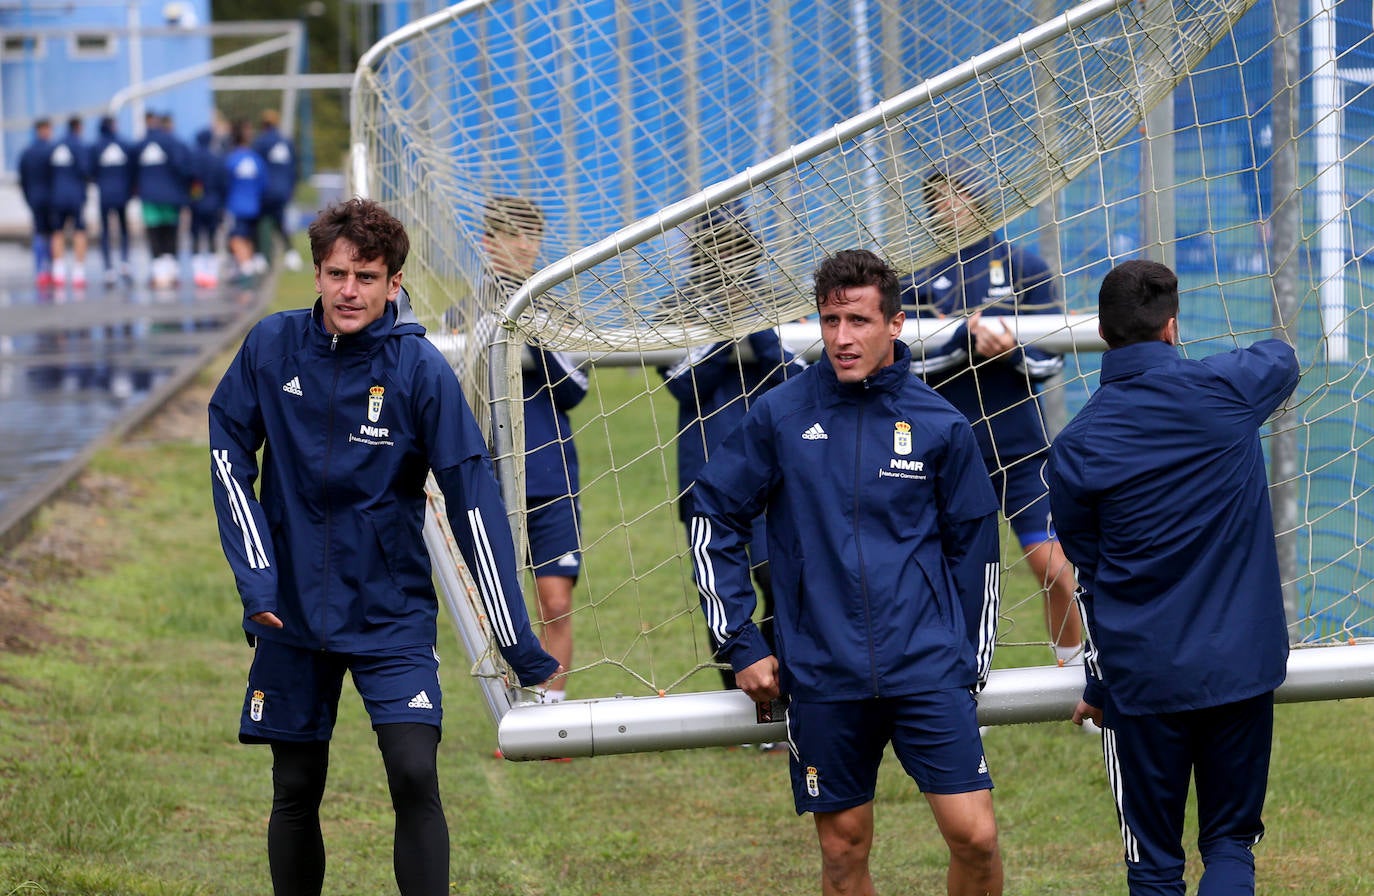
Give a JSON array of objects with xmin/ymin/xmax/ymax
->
[
  {"xmin": 1271, "ymin": 0, "xmax": 1302, "ymax": 631},
  {"xmin": 1141, "ymin": 0, "xmax": 1176, "ymax": 271},
  {"xmin": 1310, "ymin": 0, "xmax": 1347, "ymax": 362},
  {"xmin": 129, "ymin": 0, "xmax": 145, "ymax": 138}
]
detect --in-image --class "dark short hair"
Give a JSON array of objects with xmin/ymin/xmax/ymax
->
[
  {"xmin": 812, "ymin": 249, "xmax": 902, "ymax": 319},
  {"xmin": 1097, "ymin": 259, "xmax": 1179, "ymax": 348},
  {"xmin": 921, "ymin": 155, "xmax": 986, "ymax": 210},
  {"xmin": 484, "ymin": 196, "xmax": 544, "ymax": 238},
  {"xmin": 307, "ymin": 198, "xmax": 409, "ymax": 276}
]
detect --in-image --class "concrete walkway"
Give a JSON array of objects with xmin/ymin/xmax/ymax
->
[{"xmin": 0, "ymin": 237, "xmax": 275, "ymax": 549}]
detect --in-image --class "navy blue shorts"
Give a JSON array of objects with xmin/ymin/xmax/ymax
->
[
  {"xmin": 239, "ymin": 638, "xmax": 443, "ymax": 743},
  {"xmin": 785, "ymin": 689, "xmax": 992, "ymax": 815},
  {"xmin": 228, "ymin": 216, "xmax": 258, "ymax": 240},
  {"xmin": 50, "ymin": 205, "xmax": 85, "ymax": 232},
  {"xmin": 29, "ymin": 204, "xmax": 53, "ymax": 237},
  {"xmin": 989, "ymin": 455, "xmax": 1056, "ymax": 548},
  {"xmin": 527, "ymin": 495, "xmax": 581, "ymax": 579}
]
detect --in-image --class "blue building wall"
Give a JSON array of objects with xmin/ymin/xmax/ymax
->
[{"xmin": 1, "ymin": 0, "xmax": 212, "ymax": 171}]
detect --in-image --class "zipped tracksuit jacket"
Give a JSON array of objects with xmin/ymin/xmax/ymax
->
[
  {"xmin": 689, "ymin": 340, "xmax": 1003, "ymax": 702},
  {"xmin": 661, "ymin": 329, "xmax": 806, "ymax": 521},
  {"xmin": 224, "ymin": 147, "xmax": 267, "ymax": 220},
  {"xmin": 252, "ymin": 126, "xmax": 298, "ymax": 206},
  {"xmin": 902, "ymin": 235, "xmax": 1065, "ymax": 465},
  {"xmin": 48, "ymin": 132, "xmax": 91, "ymax": 212},
  {"xmin": 1045, "ymin": 339, "xmax": 1300, "ymax": 715},
  {"xmin": 18, "ymin": 136, "xmax": 53, "ymax": 211},
  {"xmin": 209, "ymin": 300, "xmax": 557, "ymax": 686},
  {"xmin": 134, "ymin": 130, "xmax": 190, "ymax": 207},
  {"xmin": 522, "ymin": 344, "xmax": 588, "ymax": 501},
  {"xmin": 92, "ymin": 131, "xmax": 135, "ymax": 208}
]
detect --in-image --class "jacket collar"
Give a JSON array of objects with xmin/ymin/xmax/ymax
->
[
  {"xmin": 817, "ymin": 338, "xmax": 913, "ymax": 395},
  {"xmin": 309, "ymin": 299, "xmax": 423, "ymax": 354},
  {"xmin": 1100, "ymin": 339, "xmax": 1181, "ymax": 383}
]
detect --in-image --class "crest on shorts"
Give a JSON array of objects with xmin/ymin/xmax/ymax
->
[
  {"xmin": 367, "ymin": 385, "xmax": 385, "ymax": 423},
  {"xmin": 806, "ymin": 766, "xmax": 820, "ymax": 798},
  {"xmin": 893, "ymin": 421, "xmax": 912, "ymax": 456},
  {"xmin": 250, "ymin": 689, "xmax": 266, "ymax": 722}
]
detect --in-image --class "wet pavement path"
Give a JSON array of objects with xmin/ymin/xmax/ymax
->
[{"xmin": 0, "ymin": 241, "xmax": 270, "ymax": 546}]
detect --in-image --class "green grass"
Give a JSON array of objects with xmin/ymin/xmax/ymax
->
[{"xmin": 1, "ymin": 261, "xmax": 1372, "ymax": 894}]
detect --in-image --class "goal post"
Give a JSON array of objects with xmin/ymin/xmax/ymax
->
[
  {"xmin": 350, "ymin": 0, "xmax": 1374, "ymax": 756},
  {"xmin": 497, "ymin": 643, "xmax": 1374, "ymax": 760}
]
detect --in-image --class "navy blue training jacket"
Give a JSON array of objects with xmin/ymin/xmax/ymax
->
[
  {"xmin": 1046, "ymin": 338, "xmax": 1299, "ymax": 715},
  {"xmin": 48, "ymin": 130, "xmax": 91, "ymax": 211},
  {"xmin": 209, "ymin": 300, "xmax": 557, "ymax": 686},
  {"xmin": 134, "ymin": 129, "xmax": 190, "ymax": 207},
  {"xmin": 660, "ymin": 329, "xmax": 806, "ymax": 521},
  {"xmin": 252, "ymin": 125, "xmax": 297, "ymax": 206},
  {"xmin": 18, "ymin": 135, "xmax": 53, "ymax": 208},
  {"xmin": 522, "ymin": 344, "xmax": 587, "ymax": 501},
  {"xmin": 92, "ymin": 128, "xmax": 135, "ymax": 208},
  {"xmin": 690, "ymin": 340, "xmax": 1002, "ymax": 702},
  {"xmin": 902, "ymin": 235, "xmax": 1064, "ymax": 464}
]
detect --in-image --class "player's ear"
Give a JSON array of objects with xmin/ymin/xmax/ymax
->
[{"xmin": 1164, "ymin": 317, "xmax": 1179, "ymax": 345}]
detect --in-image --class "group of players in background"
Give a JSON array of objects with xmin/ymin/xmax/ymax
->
[
  {"xmin": 209, "ymin": 156, "xmax": 1297, "ymax": 895},
  {"xmin": 16, "ymin": 107, "xmax": 299, "ymax": 292}
]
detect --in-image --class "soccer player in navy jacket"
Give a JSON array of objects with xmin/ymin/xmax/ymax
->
[
  {"xmin": 904, "ymin": 159, "xmax": 1084, "ymax": 667},
  {"xmin": 17, "ymin": 118, "xmax": 55, "ymax": 287},
  {"xmin": 480, "ymin": 196, "xmax": 588, "ymax": 705},
  {"xmin": 691, "ymin": 249, "xmax": 1004, "ymax": 895},
  {"xmin": 1046, "ymin": 259, "xmax": 1299, "ymax": 896},
  {"xmin": 210, "ymin": 199, "xmax": 560, "ymax": 896},
  {"xmin": 661, "ymin": 205, "xmax": 806, "ymax": 693}
]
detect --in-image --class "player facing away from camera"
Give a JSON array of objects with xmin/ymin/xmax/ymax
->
[
  {"xmin": 1046, "ymin": 259, "xmax": 1299, "ymax": 896},
  {"xmin": 690, "ymin": 248, "xmax": 1004, "ymax": 896},
  {"xmin": 902, "ymin": 159, "xmax": 1083, "ymax": 668},
  {"xmin": 661, "ymin": 204, "xmax": 806, "ymax": 694},
  {"xmin": 209, "ymin": 198, "xmax": 560, "ymax": 896}
]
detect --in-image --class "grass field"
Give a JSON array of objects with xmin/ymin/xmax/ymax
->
[{"xmin": 1, "ymin": 262, "xmax": 1372, "ymax": 894}]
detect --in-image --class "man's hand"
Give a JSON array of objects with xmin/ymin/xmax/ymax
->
[
  {"xmin": 250, "ymin": 611, "xmax": 284, "ymax": 629},
  {"xmin": 967, "ymin": 311, "xmax": 1018, "ymax": 359},
  {"xmin": 735, "ymin": 655, "xmax": 780, "ymax": 703},
  {"xmin": 1072, "ymin": 698, "xmax": 1103, "ymax": 729}
]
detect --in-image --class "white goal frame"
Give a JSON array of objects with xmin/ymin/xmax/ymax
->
[{"xmin": 349, "ymin": 0, "xmax": 1374, "ymax": 757}]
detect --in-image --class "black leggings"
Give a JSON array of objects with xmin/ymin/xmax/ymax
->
[{"xmin": 268, "ymin": 724, "xmax": 448, "ymax": 896}]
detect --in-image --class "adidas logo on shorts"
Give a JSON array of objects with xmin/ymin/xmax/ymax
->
[{"xmin": 408, "ymin": 690, "xmax": 434, "ymax": 710}]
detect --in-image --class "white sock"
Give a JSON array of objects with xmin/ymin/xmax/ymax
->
[
  {"xmin": 1055, "ymin": 644, "xmax": 1084, "ymax": 666},
  {"xmin": 538, "ymin": 688, "xmax": 566, "ymax": 704}
]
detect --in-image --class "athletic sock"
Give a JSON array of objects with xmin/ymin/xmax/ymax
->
[{"xmin": 1055, "ymin": 644, "xmax": 1084, "ymax": 666}]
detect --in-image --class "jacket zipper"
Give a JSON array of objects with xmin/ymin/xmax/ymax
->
[
  {"xmin": 320, "ymin": 332, "xmax": 341, "ymax": 649},
  {"xmin": 853, "ymin": 382, "xmax": 880, "ymax": 698}
]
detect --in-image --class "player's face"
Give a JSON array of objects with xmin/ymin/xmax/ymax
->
[
  {"xmin": 927, "ymin": 178, "xmax": 982, "ymax": 242},
  {"xmin": 314, "ymin": 238, "xmax": 402, "ymax": 336},
  {"xmin": 819, "ymin": 284, "xmax": 903, "ymax": 383},
  {"xmin": 484, "ymin": 225, "xmax": 543, "ymax": 282}
]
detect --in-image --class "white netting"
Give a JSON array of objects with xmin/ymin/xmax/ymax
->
[{"xmin": 353, "ymin": 0, "xmax": 1374, "ymax": 704}]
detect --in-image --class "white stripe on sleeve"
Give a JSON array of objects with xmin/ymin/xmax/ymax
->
[
  {"xmin": 467, "ymin": 506, "xmax": 519, "ymax": 646},
  {"xmin": 690, "ymin": 516, "xmax": 730, "ymax": 646},
  {"xmin": 211, "ymin": 449, "xmax": 269, "ymax": 569}
]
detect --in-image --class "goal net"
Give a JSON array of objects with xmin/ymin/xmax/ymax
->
[{"xmin": 352, "ymin": 0, "xmax": 1374, "ymax": 756}]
